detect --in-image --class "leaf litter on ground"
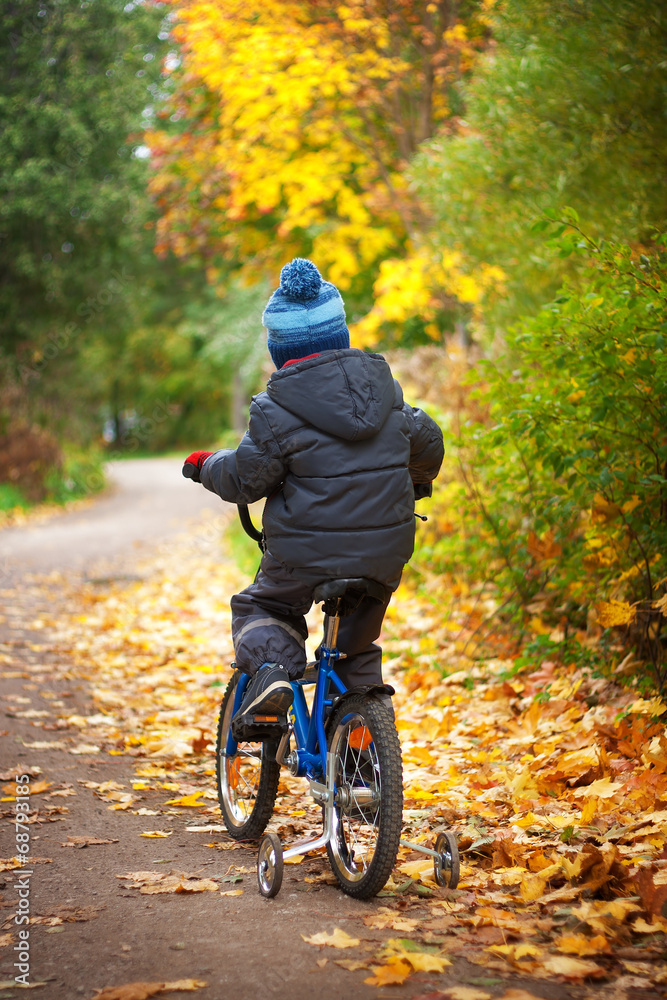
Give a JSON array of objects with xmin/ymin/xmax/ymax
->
[{"xmin": 15, "ymin": 519, "xmax": 667, "ymax": 991}]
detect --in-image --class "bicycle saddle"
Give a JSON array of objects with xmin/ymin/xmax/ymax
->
[{"xmin": 313, "ymin": 577, "xmax": 388, "ymax": 609}]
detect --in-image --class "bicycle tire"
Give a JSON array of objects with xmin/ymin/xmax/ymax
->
[
  {"xmin": 257, "ymin": 832, "xmax": 284, "ymax": 898},
  {"xmin": 326, "ymin": 693, "xmax": 403, "ymax": 899},
  {"xmin": 216, "ymin": 670, "xmax": 280, "ymax": 839},
  {"xmin": 434, "ymin": 831, "xmax": 460, "ymax": 888}
]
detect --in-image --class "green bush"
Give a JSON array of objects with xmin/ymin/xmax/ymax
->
[
  {"xmin": 44, "ymin": 447, "xmax": 106, "ymax": 504},
  {"xmin": 424, "ymin": 226, "xmax": 667, "ymax": 689},
  {"xmin": 0, "ymin": 483, "xmax": 29, "ymax": 513}
]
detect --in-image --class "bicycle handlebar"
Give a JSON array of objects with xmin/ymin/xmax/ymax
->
[{"xmin": 237, "ymin": 504, "xmax": 264, "ymax": 548}]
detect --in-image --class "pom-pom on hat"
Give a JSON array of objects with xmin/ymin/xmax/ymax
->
[{"xmin": 262, "ymin": 258, "xmax": 350, "ymax": 369}]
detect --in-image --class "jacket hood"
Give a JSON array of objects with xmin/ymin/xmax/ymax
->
[{"xmin": 266, "ymin": 349, "xmax": 397, "ymax": 441}]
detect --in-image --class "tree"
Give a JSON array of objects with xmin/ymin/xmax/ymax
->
[
  {"xmin": 146, "ymin": 0, "xmax": 491, "ymax": 326},
  {"xmin": 410, "ymin": 0, "xmax": 667, "ymax": 331},
  {"xmin": 0, "ymin": 0, "xmax": 259, "ymax": 464},
  {"xmin": 0, "ymin": 0, "xmax": 165, "ymax": 365}
]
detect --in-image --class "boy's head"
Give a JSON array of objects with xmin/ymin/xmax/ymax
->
[{"xmin": 262, "ymin": 258, "xmax": 350, "ymax": 369}]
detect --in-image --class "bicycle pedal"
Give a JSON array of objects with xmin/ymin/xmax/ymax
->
[{"xmin": 231, "ymin": 711, "xmax": 289, "ymax": 743}]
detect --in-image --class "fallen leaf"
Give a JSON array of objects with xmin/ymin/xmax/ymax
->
[
  {"xmin": 90, "ymin": 981, "xmax": 206, "ymax": 1000},
  {"xmin": 555, "ymin": 933, "xmax": 610, "ymax": 956},
  {"xmin": 2, "ymin": 779, "xmax": 51, "ymax": 796},
  {"xmin": 539, "ymin": 955, "xmax": 606, "ymax": 980},
  {"xmin": 0, "ymin": 857, "xmax": 27, "ymax": 871},
  {"xmin": 302, "ymin": 928, "xmax": 360, "ymax": 949},
  {"xmin": 498, "ymin": 992, "xmax": 550, "ymax": 1000},
  {"xmin": 163, "ymin": 793, "xmax": 205, "ymax": 808},
  {"xmin": 486, "ymin": 943, "xmax": 541, "ymax": 966},
  {"xmin": 62, "ymin": 836, "xmax": 119, "ymax": 848},
  {"xmin": 365, "ymin": 956, "xmax": 413, "ymax": 986},
  {"xmin": 439, "ymin": 990, "xmax": 491, "ymax": 1000},
  {"xmin": 364, "ymin": 910, "xmax": 419, "ymax": 932},
  {"xmin": 140, "ymin": 831, "xmax": 173, "ymax": 839},
  {"xmin": 0, "ymin": 980, "xmax": 48, "ymax": 989},
  {"xmin": 334, "ymin": 959, "xmax": 369, "ymax": 971},
  {"xmin": 632, "ymin": 915, "xmax": 667, "ymax": 934},
  {"xmin": 140, "ymin": 877, "xmax": 218, "ymax": 895}
]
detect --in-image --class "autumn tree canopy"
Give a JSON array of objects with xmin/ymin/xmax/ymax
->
[{"xmin": 147, "ymin": 0, "xmax": 493, "ymax": 338}]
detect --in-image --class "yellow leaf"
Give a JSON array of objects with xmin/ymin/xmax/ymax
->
[
  {"xmin": 497, "ymin": 993, "xmax": 546, "ymax": 1000},
  {"xmin": 519, "ymin": 867, "xmax": 560, "ymax": 902},
  {"xmin": 622, "ymin": 495, "xmax": 641, "ymax": 514},
  {"xmin": 333, "ymin": 959, "xmax": 369, "ymax": 971},
  {"xmin": 163, "ymin": 793, "xmax": 205, "ymax": 808},
  {"xmin": 555, "ymin": 934, "xmax": 610, "ymax": 957},
  {"xmin": 88, "ymin": 981, "xmax": 206, "ymax": 1000},
  {"xmin": 628, "ymin": 697, "xmax": 667, "ymax": 716},
  {"xmin": 573, "ymin": 777, "xmax": 623, "ymax": 799},
  {"xmin": 364, "ymin": 957, "xmax": 412, "ymax": 986},
  {"xmin": 139, "ymin": 876, "xmax": 218, "ymax": 894},
  {"xmin": 140, "ymin": 831, "xmax": 173, "ymax": 838},
  {"xmin": 441, "ymin": 989, "xmax": 491, "ymax": 1000},
  {"xmin": 403, "ymin": 952, "xmax": 452, "ymax": 973},
  {"xmin": 403, "ymin": 746, "xmax": 436, "ymax": 766},
  {"xmin": 301, "ymin": 928, "xmax": 360, "ymax": 949},
  {"xmin": 633, "ymin": 916, "xmax": 667, "ymax": 934},
  {"xmin": 580, "ymin": 798, "xmax": 598, "ymax": 825},
  {"xmin": 220, "ymin": 889, "xmax": 244, "ymax": 897},
  {"xmin": 0, "ymin": 857, "xmax": 27, "ymax": 872},
  {"xmin": 397, "ymin": 858, "xmax": 436, "ymax": 881},
  {"xmin": 540, "ymin": 955, "xmax": 605, "ymax": 980},
  {"xmin": 364, "ymin": 912, "xmax": 418, "ymax": 932},
  {"xmin": 596, "ymin": 600, "xmax": 636, "ymax": 628},
  {"xmin": 162, "ymin": 983, "xmax": 207, "ymax": 993},
  {"xmin": 487, "ymin": 943, "xmax": 541, "ymax": 964}
]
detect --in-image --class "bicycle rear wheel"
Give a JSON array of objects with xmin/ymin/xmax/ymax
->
[
  {"xmin": 216, "ymin": 670, "xmax": 280, "ymax": 839},
  {"xmin": 326, "ymin": 693, "xmax": 402, "ymax": 899}
]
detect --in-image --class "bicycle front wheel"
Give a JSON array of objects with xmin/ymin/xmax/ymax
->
[
  {"xmin": 216, "ymin": 670, "xmax": 280, "ymax": 839},
  {"xmin": 326, "ymin": 693, "xmax": 403, "ymax": 899}
]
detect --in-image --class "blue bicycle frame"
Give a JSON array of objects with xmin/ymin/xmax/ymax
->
[{"xmin": 225, "ymin": 641, "xmax": 348, "ymax": 783}]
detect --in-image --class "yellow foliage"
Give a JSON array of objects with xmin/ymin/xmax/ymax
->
[
  {"xmin": 148, "ymin": 0, "xmax": 495, "ymax": 335},
  {"xmin": 351, "ymin": 249, "xmax": 505, "ymax": 347},
  {"xmin": 595, "ymin": 600, "xmax": 637, "ymax": 628}
]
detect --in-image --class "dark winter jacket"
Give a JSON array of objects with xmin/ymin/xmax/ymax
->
[{"xmin": 201, "ymin": 349, "xmax": 443, "ymax": 589}]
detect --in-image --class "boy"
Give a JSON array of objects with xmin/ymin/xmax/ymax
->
[{"xmin": 183, "ymin": 258, "xmax": 443, "ymax": 736}]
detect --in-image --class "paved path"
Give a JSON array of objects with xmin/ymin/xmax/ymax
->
[
  {"xmin": 0, "ymin": 458, "xmax": 229, "ymax": 583},
  {"xmin": 0, "ymin": 462, "xmax": 571, "ymax": 1000}
]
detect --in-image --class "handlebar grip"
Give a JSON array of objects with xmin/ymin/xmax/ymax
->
[{"xmin": 182, "ymin": 462, "xmax": 199, "ymax": 480}]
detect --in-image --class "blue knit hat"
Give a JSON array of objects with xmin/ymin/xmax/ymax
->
[{"xmin": 262, "ymin": 258, "xmax": 350, "ymax": 369}]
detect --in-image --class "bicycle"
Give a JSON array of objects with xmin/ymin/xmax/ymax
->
[{"xmin": 215, "ymin": 505, "xmax": 460, "ymax": 900}]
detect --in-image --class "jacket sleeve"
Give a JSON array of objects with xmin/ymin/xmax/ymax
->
[
  {"xmin": 200, "ymin": 398, "xmax": 287, "ymax": 504},
  {"xmin": 404, "ymin": 405, "xmax": 444, "ymax": 487}
]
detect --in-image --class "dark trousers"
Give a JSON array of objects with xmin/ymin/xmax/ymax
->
[{"xmin": 230, "ymin": 551, "xmax": 391, "ymax": 688}]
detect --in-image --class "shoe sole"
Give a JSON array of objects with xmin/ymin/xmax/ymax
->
[{"xmin": 239, "ymin": 679, "xmax": 293, "ymax": 717}]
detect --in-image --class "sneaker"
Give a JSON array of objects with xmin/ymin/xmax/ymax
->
[{"xmin": 231, "ymin": 663, "xmax": 293, "ymax": 742}]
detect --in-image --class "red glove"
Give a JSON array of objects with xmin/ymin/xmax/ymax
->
[{"xmin": 182, "ymin": 450, "xmax": 213, "ymax": 483}]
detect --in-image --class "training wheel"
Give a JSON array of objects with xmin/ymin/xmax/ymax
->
[
  {"xmin": 257, "ymin": 832, "xmax": 283, "ymax": 898},
  {"xmin": 434, "ymin": 831, "xmax": 460, "ymax": 889}
]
